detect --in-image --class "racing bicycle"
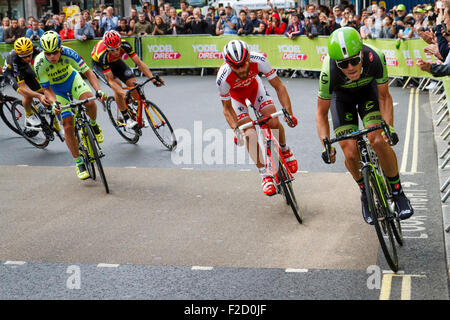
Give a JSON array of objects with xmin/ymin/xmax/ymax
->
[
  {"xmin": 105, "ymin": 76, "xmax": 177, "ymax": 150},
  {"xmin": 0, "ymin": 75, "xmax": 21, "ymax": 136},
  {"xmin": 60, "ymin": 95, "xmax": 109, "ymax": 194},
  {"xmin": 11, "ymin": 99, "xmax": 64, "ymax": 149},
  {"xmin": 322, "ymin": 121, "xmax": 403, "ymax": 272},
  {"xmin": 239, "ymin": 99, "xmax": 302, "ymax": 224}
]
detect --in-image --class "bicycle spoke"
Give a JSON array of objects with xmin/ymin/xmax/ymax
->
[
  {"xmin": 106, "ymin": 97, "xmax": 139, "ymax": 144},
  {"xmin": 145, "ymin": 101, "xmax": 177, "ymax": 151}
]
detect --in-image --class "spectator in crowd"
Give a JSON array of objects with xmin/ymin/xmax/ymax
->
[
  {"xmin": 91, "ymin": 16, "xmax": 103, "ymax": 37},
  {"xmin": 75, "ymin": 16, "xmax": 95, "ymax": 41},
  {"xmin": 249, "ymin": 10, "xmax": 261, "ymax": 34},
  {"xmin": 116, "ymin": 18, "xmax": 133, "ymax": 36},
  {"xmin": 26, "ymin": 16, "xmax": 34, "ymax": 28},
  {"xmin": 393, "ymin": 4, "xmax": 407, "ymax": 36},
  {"xmin": 127, "ymin": 9, "xmax": 139, "ymax": 25},
  {"xmin": 379, "ymin": 15, "xmax": 395, "ymax": 38},
  {"xmin": 178, "ymin": 1, "xmax": 190, "ymax": 18},
  {"xmin": 236, "ymin": 10, "xmax": 253, "ymax": 35},
  {"xmin": 25, "ymin": 19, "xmax": 44, "ymax": 42},
  {"xmin": 205, "ymin": 12, "xmax": 217, "ymax": 36},
  {"xmin": 180, "ymin": 11, "xmax": 190, "ymax": 33},
  {"xmin": 216, "ymin": 5, "xmax": 238, "ymax": 35},
  {"xmin": 398, "ymin": 16, "xmax": 418, "ymax": 40},
  {"xmin": 333, "ymin": 5, "xmax": 344, "ymax": 24},
  {"xmin": 327, "ymin": 13, "xmax": 341, "ymax": 33},
  {"xmin": 100, "ymin": 6, "xmax": 119, "ymax": 32},
  {"xmin": 142, "ymin": 3, "xmax": 154, "ymax": 22},
  {"xmin": 152, "ymin": 15, "xmax": 168, "ymax": 35},
  {"xmin": 265, "ymin": 11, "xmax": 286, "ymax": 35},
  {"xmin": 18, "ymin": 17, "xmax": 26, "ymax": 29},
  {"xmin": 185, "ymin": 8, "xmax": 208, "ymax": 34},
  {"xmin": 167, "ymin": 7, "xmax": 185, "ymax": 35},
  {"xmin": 305, "ymin": 13, "xmax": 324, "ymax": 38},
  {"xmin": 414, "ymin": 7, "xmax": 427, "ymax": 30},
  {"xmin": 360, "ymin": 16, "xmax": 376, "ymax": 39},
  {"xmin": 134, "ymin": 12, "xmax": 153, "ymax": 35},
  {"xmin": 82, "ymin": 10, "xmax": 91, "ymax": 23},
  {"xmin": 59, "ymin": 21, "xmax": 75, "ymax": 40},
  {"xmin": 129, "ymin": 19, "xmax": 136, "ymax": 34},
  {"xmin": 59, "ymin": 12, "xmax": 66, "ymax": 26},
  {"xmin": 44, "ymin": 17, "xmax": 57, "ymax": 32},
  {"xmin": 4, "ymin": 18, "xmax": 26, "ymax": 44},
  {"xmin": 160, "ymin": 2, "xmax": 172, "ymax": 24},
  {"xmin": 373, "ymin": 6, "xmax": 386, "ymax": 37},
  {"xmin": 285, "ymin": 13, "xmax": 304, "ymax": 39}
]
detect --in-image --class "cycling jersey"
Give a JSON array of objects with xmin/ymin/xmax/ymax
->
[
  {"xmin": 34, "ymin": 46, "xmax": 92, "ymax": 114},
  {"xmin": 34, "ymin": 46, "xmax": 89, "ymax": 88},
  {"xmin": 318, "ymin": 44, "xmax": 388, "ymax": 137},
  {"xmin": 318, "ymin": 44, "xmax": 388, "ymax": 100},
  {"xmin": 216, "ymin": 52, "xmax": 277, "ymax": 120},
  {"xmin": 91, "ymin": 39, "xmax": 136, "ymax": 74},
  {"xmin": 3, "ymin": 46, "xmax": 42, "ymax": 92}
]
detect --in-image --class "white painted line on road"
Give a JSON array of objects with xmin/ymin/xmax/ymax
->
[
  {"xmin": 299, "ymin": 171, "xmax": 309, "ymax": 173},
  {"xmin": 97, "ymin": 263, "xmax": 120, "ymax": 268},
  {"xmin": 411, "ymin": 88, "xmax": 420, "ymax": 173},
  {"xmin": 16, "ymin": 165, "xmax": 28, "ymax": 167},
  {"xmin": 393, "ymin": 102, "xmax": 398, "ymax": 107},
  {"xmin": 400, "ymin": 88, "xmax": 414, "ymax": 174},
  {"xmin": 124, "ymin": 166, "xmax": 137, "ymax": 169},
  {"xmin": 4, "ymin": 261, "xmax": 26, "ymax": 265},
  {"xmin": 191, "ymin": 266, "xmax": 213, "ymax": 271},
  {"xmin": 240, "ymin": 169, "xmax": 251, "ymax": 171},
  {"xmin": 182, "ymin": 167, "xmax": 194, "ymax": 170},
  {"xmin": 285, "ymin": 268, "xmax": 308, "ymax": 273}
]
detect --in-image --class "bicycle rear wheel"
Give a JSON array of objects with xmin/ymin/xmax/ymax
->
[
  {"xmin": 363, "ymin": 166, "xmax": 399, "ymax": 272},
  {"xmin": 106, "ymin": 96, "xmax": 140, "ymax": 144},
  {"xmin": 278, "ymin": 160, "xmax": 302, "ymax": 224},
  {"xmin": 1, "ymin": 99, "xmax": 22, "ymax": 135},
  {"xmin": 11, "ymin": 101, "xmax": 50, "ymax": 149},
  {"xmin": 86, "ymin": 124, "xmax": 109, "ymax": 194},
  {"xmin": 145, "ymin": 100, "xmax": 177, "ymax": 151}
]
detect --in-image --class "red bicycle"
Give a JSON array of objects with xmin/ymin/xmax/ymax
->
[{"xmin": 238, "ymin": 99, "xmax": 302, "ymax": 224}]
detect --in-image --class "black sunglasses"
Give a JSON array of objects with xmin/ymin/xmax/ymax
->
[{"xmin": 336, "ymin": 54, "xmax": 362, "ymax": 69}]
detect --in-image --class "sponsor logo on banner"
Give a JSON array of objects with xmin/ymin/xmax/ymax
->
[
  {"xmin": 381, "ymin": 49, "xmax": 398, "ymax": 67},
  {"xmin": 193, "ymin": 44, "xmax": 222, "ymax": 59},
  {"xmin": 278, "ymin": 44, "xmax": 307, "ymax": 61},
  {"xmin": 403, "ymin": 50, "xmax": 414, "ymax": 67},
  {"xmin": 147, "ymin": 44, "xmax": 181, "ymax": 60},
  {"xmin": 316, "ymin": 46, "xmax": 328, "ymax": 61}
]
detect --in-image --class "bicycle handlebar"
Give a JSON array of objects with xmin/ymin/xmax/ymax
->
[
  {"xmin": 238, "ymin": 109, "xmax": 284, "ymax": 131},
  {"xmin": 60, "ymin": 96, "xmax": 98, "ymax": 110},
  {"xmin": 127, "ymin": 75, "xmax": 163, "ymax": 92}
]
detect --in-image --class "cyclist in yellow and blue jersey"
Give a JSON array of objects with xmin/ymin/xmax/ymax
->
[{"xmin": 34, "ymin": 31, "xmax": 107, "ymax": 180}]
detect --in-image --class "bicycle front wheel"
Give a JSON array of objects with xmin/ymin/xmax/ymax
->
[
  {"xmin": 1, "ymin": 99, "xmax": 22, "ymax": 136},
  {"xmin": 278, "ymin": 160, "xmax": 302, "ymax": 224},
  {"xmin": 11, "ymin": 101, "xmax": 49, "ymax": 149},
  {"xmin": 76, "ymin": 125, "xmax": 95, "ymax": 180},
  {"xmin": 86, "ymin": 124, "xmax": 109, "ymax": 194},
  {"xmin": 145, "ymin": 100, "xmax": 177, "ymax": 151},
  {"xmin": 363, "ymin": 166, "xmax": 399, "ymax": 272},
  {"xmin": 106, "ymin": 96, "xmax": 140, "ymax": 144}
]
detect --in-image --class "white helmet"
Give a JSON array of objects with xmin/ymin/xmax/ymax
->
[{"xmin": 223, "ymin": 40, "xmax": 250, "ymax": 67}]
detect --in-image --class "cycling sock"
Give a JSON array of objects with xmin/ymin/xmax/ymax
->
[
  {"xmin": 25, "ymin": 109, "xmax": 34, "ymax": 118},
  {"xmin": 75, "ymin": 156, "xmax": 84, "ymax": 167},
  {"xmin": 258, "ymin": 167, "xmax": 269, "ymax": 178},
  {"xmin": 89, "ymin": 119, "xmax": 97, "ymax": 127},
  {"xmin": 356, "ymin": 178, "xmax": 365, "ymax": 192},
  {"xmin": 121, "ymin": 109, "xmax": 130, "ymax": 120},
  {"xmin": 280, "ymin": 144, "xmax": 289, "ymax": 152},
  {"xmin": 387, "ymin": 174, "xmax": 403, "ymax": 195}
]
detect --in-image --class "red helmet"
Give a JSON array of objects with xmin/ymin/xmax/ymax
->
[{"xmin": 103, "ymin": 30, "xmax": 121, "ymax": 49}]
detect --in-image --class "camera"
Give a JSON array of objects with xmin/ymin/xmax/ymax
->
[{"xmin": 220, "ymin": 12, "xmax": 226, "ymax": 16}]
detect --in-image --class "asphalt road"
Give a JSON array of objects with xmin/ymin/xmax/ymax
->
[{"xmin": 0, "ymin": 75, "xmax": 448, "ymax": 301}]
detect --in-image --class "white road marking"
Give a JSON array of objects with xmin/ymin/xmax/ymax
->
[
  {"xmin": 400, "ymin": 88, "xmax": 414, "ymax": 173},
  {"xmin": 97, "ymin": 263, "xmax": 120, "ymax": 268},
  {"xmin": 285, "ymin": 268, "xmax": 308, "ymax": 273},
  {"xmin": 191, "ymin": 266, "xmax": 213, "ymax": 270},
  {"xmin": 4, "ymin": 261, "xmax": 26, "ymax": 265},
  {"xmin": 411, "ymin": 88, "xmax": 420, "ymax": 173}
]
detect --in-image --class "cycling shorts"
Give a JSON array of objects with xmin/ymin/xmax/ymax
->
[
  {"xmin": 51, "ymin": 71, "xmax": 92, "ymax": 119},
  {"xmin": 92, "ymin": 60, "xmax": 135, "ymax": 85},
  {"xmin": 330, "ymin": 81, "xmax": 383, "ymax": 138},
  {"xmin": 232, "ymin": 77, "xmax": 274, "ymax": 122}
]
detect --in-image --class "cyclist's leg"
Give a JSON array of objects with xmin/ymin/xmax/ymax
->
[
  {"xmin": 55, "ymin": 93, "xmax": 79, "ymax": 158},
  {"xmin": 112, "ymin": 60, "xmax": 136, "ymax": 111}
]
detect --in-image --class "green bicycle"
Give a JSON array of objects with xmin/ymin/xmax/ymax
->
[
  {"xmin": 323, "ymin": 121, "xmax": 403, "ymax": 272},
  {"xmin": 60, "ymin": 95, "xmax": 109, "ymax": 194}
]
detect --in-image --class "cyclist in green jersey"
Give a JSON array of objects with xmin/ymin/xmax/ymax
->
[
  {"xmin": 316, "ymin": 27, "xmax": 413, "ymax": 224},
  {"xmin": 34, "ymin": 31, "xmax": 107, "ymax": 180}
]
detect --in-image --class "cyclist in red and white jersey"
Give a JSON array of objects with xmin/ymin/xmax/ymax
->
[{"xmin": 216, "ymin": 39, "xmax": 298, "ymax": 196}]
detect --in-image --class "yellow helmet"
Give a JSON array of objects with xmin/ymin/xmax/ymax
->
[{"xmin": 14, "ymin": 37, "xmax": 33, "ymax": 57}]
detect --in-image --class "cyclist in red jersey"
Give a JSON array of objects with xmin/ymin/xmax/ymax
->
[
  {"xmin": 91, "ymin": 30, "xmax": 164, "ymax": 129},
  {"xmin": 216, "ymin": 39, "xmax": 298, "ymax": 196}
]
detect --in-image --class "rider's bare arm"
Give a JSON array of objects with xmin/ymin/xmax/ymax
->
[
  {"xmin": 268, "ymin": 76, "xmax": 293, "ymax": 115},
  {"xmin": 316, "ymin": 97, "xmax": 332, "ymax": 145},
  {"xmin": 17, "ymin": 82, "xmax": 46, "ymax": 100},
  {"xmin": 221, "ymin": 99, "xmax": 239, "ymax": 129},
  {"xmin": 377, "ymin": 82, "xmax": 394, "ymax": 127},
  {"xmin": 83, "ymin": 69, "xmax": 101, "ymax": 92}
]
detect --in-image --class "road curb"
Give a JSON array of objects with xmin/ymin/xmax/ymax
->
[{"xmin": 428, "ymin": 88, "xmax": 450, "ymax": 273}]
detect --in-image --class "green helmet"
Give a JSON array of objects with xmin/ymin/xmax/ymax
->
[
  {"xmin": 40, "ymin": 31, "xmax": 61, "ymax": 53},
  {"xmin": 397, "ymin": 4, "xmax": 406, "ymax": 11},
  {"xmin": 328, "ymin": 27, "xmax": 363, "ymax": 60}
]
